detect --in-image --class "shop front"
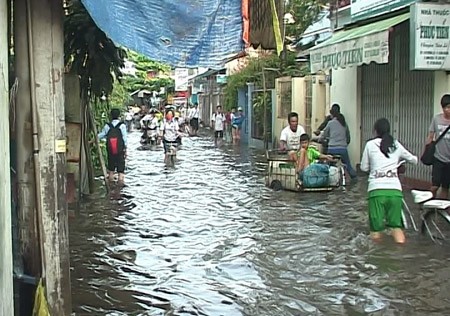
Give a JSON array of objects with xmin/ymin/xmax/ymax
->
[{"xmin": 310, "ymin": 2, "xmax": 450, "ymax": 183}]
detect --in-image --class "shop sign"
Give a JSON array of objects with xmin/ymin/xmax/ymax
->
[
  {"xmin": 174, "ymin": 68, "xmax": 189, "ymax": 91},
  {"xmin": 216, "ymin": 74, "xmax": 227, "ymax": 84},
  {"xmin": 410, "ymin": 3, "xmax": 450, "ymax": 70},
  {"xmin": 310, "ymin": 31, "xmax": 389, "ymax": 73},
  {"xmin": 351, "ymin": 0, "xmax": 414, "ymax": 20}
]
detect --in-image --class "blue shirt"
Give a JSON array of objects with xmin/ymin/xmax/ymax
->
[{"xmin": 98, "ymin": 119, "xmax": 128, "ymax": 147}]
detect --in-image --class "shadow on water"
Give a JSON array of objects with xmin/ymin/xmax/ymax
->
[{"xmin": 70, "ymin": 132, "xmax": 450, "ymax": 316}]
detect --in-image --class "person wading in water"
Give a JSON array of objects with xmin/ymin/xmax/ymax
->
[{"xmin": 98, "ymin": 108, "xmax": 128, "ymax": 185}]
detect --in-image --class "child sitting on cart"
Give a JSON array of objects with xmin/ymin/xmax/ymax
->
[{"xmin": 297, "ymin": 134, "xmax": 335, "ymax": 187}]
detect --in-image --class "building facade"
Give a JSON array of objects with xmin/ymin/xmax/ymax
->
[{"xmin": 310, "ymin": 0, "xmax": 450, "ymax": 184}]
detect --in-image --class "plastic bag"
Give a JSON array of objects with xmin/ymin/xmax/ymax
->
[
  {"xmin": 302, "ymin": 164, "xmax": 329, "ymax": 188},
  {"xmin": 33, "ymin": 279, "xmax": 50, "ymax": 316}
]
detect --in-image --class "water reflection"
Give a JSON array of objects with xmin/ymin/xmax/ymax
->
[{"xmin": 70, "ymin": 133, "xmax": 450, "ymax": 315}]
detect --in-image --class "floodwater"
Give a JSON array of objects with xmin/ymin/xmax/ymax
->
[{"xmin": 70, "ymin": 131, "xmax": 450, "ymax": 316}]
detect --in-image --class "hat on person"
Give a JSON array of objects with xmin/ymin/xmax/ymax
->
[{"xmin": 238, "ymin": 107, "xmax": 243, "ymax": 111}]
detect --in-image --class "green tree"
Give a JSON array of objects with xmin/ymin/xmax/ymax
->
[
  {"xmin": 64, "ymin": 0, "xmax": 126, "ymax": 99},
  {"xmin": 121, "ymin": 50, "xmax": 174, "ymax": 96},
  {"xmin": 109, "ymin": 80, "xmax": 133, "ymax": 108},
  {"xmin": 285, "ymin": 0, "xmax": 330, "ymax": 39}
]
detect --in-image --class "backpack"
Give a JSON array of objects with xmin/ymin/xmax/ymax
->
[{"xmin": 106, "ymin": 122, "xmax": 125, "ymax": 156}]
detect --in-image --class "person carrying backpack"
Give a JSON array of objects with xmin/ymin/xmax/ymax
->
[{"xmin": 98, "ymin": 108, "xmax": 128, "ymax": 184}]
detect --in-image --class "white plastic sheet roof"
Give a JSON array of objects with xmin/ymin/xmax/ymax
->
[{"xmin": 81, "ymin": 0, "xmax": 244, "ymax": 68}]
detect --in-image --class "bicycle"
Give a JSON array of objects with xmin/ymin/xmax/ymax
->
[{"xmin": 402, "ymin": 190, "xmax": 450, "ymax": 244}]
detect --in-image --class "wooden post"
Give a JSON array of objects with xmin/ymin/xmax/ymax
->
[
  {"xmin": 0, "ymin": 0, "xmax": 14, "ymax": 314},
  {"xmin": 28, "ymin": 0, "xmax": 72, "ymax": 314},
  {"xmin": 14, "ymin": 0, "xmax": 41, "ymax": 279}
]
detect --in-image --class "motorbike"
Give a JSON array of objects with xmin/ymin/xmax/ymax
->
[
  {"xmin": 165, "ymin": 141, "xmax": 178, "ymax": 167},
  {"xmin": 140, "ymin": 122, "xmax": 159, "ymax": 149}
]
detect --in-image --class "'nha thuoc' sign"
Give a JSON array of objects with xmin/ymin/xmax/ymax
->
[
  {"xmin": 310, "ymin": 31, "xmax": 390, "ymax": 73},
  {"xmin": 410, "ymin": 3, "xmax": 450, "ymax": 70}
]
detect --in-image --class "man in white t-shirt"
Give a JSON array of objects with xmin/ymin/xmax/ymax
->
[
  {"xmin": 211, "ymin": 105, "xmax": 225, "ymax": 146},
  {"xmin": 280, "ymin": 112, "xmax": 306, "ymax": 161}
]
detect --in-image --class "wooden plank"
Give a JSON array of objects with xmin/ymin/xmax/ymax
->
[
  {"xmin": 0, "ymin": 0, "xmax": 14, "ymax": 313},
  {"xmin": 29, "ymin": 0, "xmax": 72, "ymax": 313}
]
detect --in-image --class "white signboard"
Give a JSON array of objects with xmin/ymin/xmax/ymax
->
[
  {"xmin": 351, "ymin": 0, "xmax": 413, "ymax": 19},
  {"xmin": 174, "ymin": 68, "xmax": 189, "ymax": 91},
  {"xmin": 310, "ymin": 31, "xmax": 389, "ymax": 73},
  {"xmin": 411, "ymin": 3, "xmax": 450, "ymax": 70}
]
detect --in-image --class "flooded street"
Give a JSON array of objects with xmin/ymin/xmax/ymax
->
[{"xmin": 70, "ymin": 132, "xmax": 450, "ymax": 316}]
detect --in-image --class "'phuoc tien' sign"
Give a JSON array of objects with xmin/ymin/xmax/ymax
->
[
  {"xmin": 410, "ymin": 3, "xmax": 450, "ymax": 70},
  {"xmin": 310, "ymin": 31, "xmax": 389, "ymax": 73}
]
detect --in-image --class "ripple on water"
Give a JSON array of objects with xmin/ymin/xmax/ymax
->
[{"xmin": 70, "ymin": 132, "xmax": 450, "ymax": 316}]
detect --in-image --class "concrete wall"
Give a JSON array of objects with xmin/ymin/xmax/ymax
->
[
  {"xmin": 291, "ymin": 77, "xmax": 307, "ymax": 128},
  {"xmin": 273, "ymin": 76, "xmax": 329, "ymax": 146},
  {"xmin": 311, "ymin": 75, "xmax": 328, "ymax": 132},
  {"xmin": 64, "ymin": 72, "xmax": 81, "ymax": 123},
  {"xmin": 329, "ymin": 67, "xmax": 361, "ymax": 164}
]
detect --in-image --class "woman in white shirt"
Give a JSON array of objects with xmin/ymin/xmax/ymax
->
[
  {"xmin": 360, "ymin": 118, "xmax": 418, "ymax": 244},
  {"xmin": 160, "ymin": 110, "xmax": 180, "ymax": 164}
]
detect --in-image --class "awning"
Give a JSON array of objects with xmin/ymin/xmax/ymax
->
[{"xmin": 309, "ymin": 13, "xmax": 409, "ymax": 73}]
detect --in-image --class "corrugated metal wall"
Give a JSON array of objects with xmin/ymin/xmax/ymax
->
[
  {"xmin": 360, "ymin": 58, "xmax": 395, "ymax": 148},
  {"xmin": 360, "ymin": 21, "xmax": 434, "ymax": 181},
  {"xmin": 397, "ymin": 22, "xmax": 434, "ymax": 181}
]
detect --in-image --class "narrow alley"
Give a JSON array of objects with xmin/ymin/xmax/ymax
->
[{"xmin": 69, "ymin": 132, "xmax": 450, "ymax": 316}]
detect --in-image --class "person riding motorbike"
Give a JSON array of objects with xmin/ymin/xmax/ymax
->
[
  {"xmin": 160, "ymin": 109, "xmax": 180, "ymax": 164},
  {"xmin": 140, "ymin": 109, "xmax": 159, "ymax": 145}
]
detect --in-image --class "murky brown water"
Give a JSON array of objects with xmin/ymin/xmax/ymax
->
[{"xmin": 70, "ymin": 132, "xmax": 450, "ymax": 316}]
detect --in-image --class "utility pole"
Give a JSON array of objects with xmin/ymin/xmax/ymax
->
[
  {"xmin": 0, "ymin": 0, "xmax": 14, "ymax": 314},
  {"xmin": 27, "ymin": 0, "xmax": 72, "ymax": 314}
]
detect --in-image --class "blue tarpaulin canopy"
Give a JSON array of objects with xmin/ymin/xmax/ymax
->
[{"xmin": 81, "ymin": 0, "xmax": 244, "ymax": 68}]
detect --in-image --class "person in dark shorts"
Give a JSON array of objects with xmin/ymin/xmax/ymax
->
[
  {"xmin": 426, "ymin": 94, "xmax": 450, "ymax": 199},
  {"xmin": 98, "ymin": 108, "xmax": 128, "ymax": 184},
  {"xmin": 211, "ymin": 106, "xmax": 225, "ymax": 146},
  {"xmin": 189, "ymin": 103, "xmax": 200, "ymax": 135}
]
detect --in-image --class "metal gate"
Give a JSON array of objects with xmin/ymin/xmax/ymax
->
[
  {"xmin": 397, "ymin": 22, "xmax": 434, "ymax": 181},
  {"xmin": 277, "ymin": 77, "xmax": 292, "ymax": 119},
  {"xmin": 360, "ymin": 61, "xmax": 395, "ymax": 148},
  {"xmin": 360, "ymin": 21, "xmax": 434, "ymax": 181}
]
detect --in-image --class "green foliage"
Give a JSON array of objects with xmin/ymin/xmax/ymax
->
[
  {"xmin": 120, "ymin": 50, "xmax": 174, "ymax": 97},
  {"xmin": 223, "ymin": 52, "xmax": 308, "ymax": 110},
  {"xmin": 109, "ymin": 80, "xmax": 133, "ymax": 109},
  {"xmin": 285, "ymin": 0, "xmax": 330, "ymax": 39},
  {"xmin": 252, "ymin": 91, "xmax": 272, "ymax": 139},
  {"xmin": 127, "ymin": 50, "xmax": 171, "ymax": 74},
  {"xmin": 64, "ymin": 0, "xmax": 126, "ymax": 98}
]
